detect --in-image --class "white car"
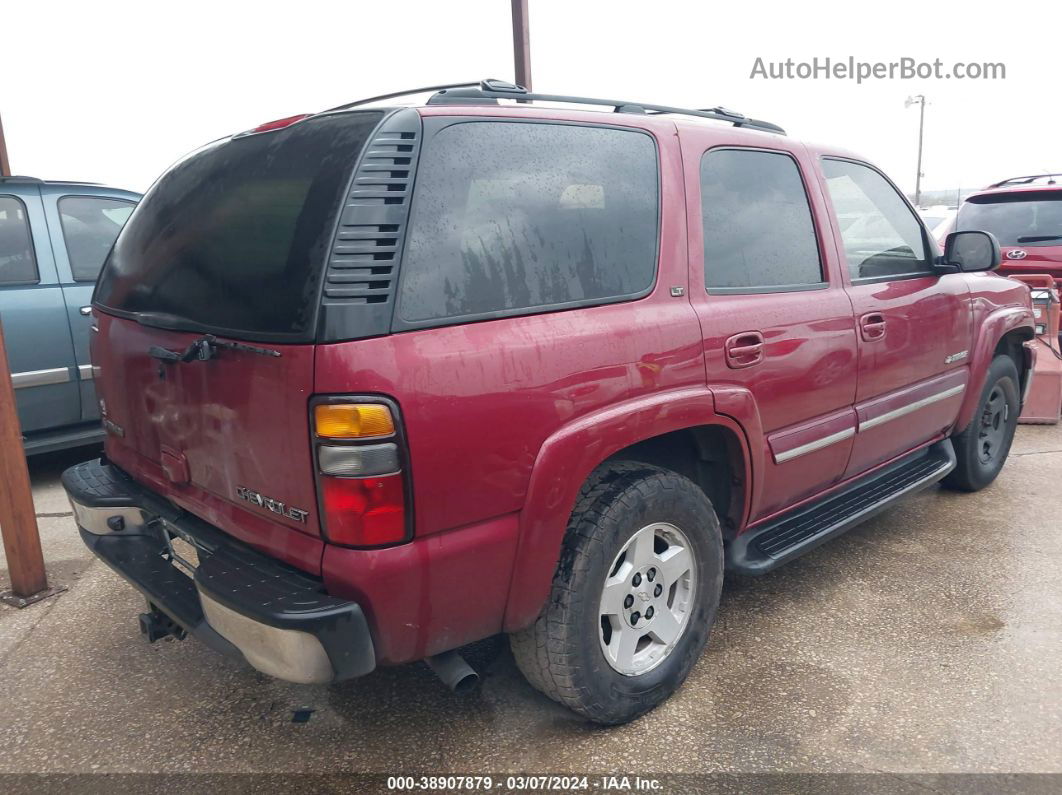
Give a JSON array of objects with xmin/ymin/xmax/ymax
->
[{"xmin": 918, "ymin": 205, "xmax": 957, "ymax": 243}]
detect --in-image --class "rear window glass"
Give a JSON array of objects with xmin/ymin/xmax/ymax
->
[
  {"xmin": 397, "ymin": 121, "xmax": 659, "ymax": 325},
  {"xmin": 0, "ymin": 196, "xmax": 38, "ymax": 284},
  {"xmin": 956, "ymin": 191, "xmax": 1062, "ymax": 247},
  {"xmin": 94, "ymin": 111, "xmax": 383, "ymax": 340},
  {"xmin": 59, "ymin": 196, "xmax": 135, "ymax": 282}
]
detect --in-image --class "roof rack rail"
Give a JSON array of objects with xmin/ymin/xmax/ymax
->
[
  {"xmin": 988, "ymin": 173, "xmax": 1062, "ymax": 188},
  {"xmin": 425, "ymin": 79, "xmax": 786, "ymax": 135},
  {"xmin": 326, "ymin": 82, "xmax": 481, "ymax": 112},
  {"xmin": 0, "ymin": 175, "xmax": 43, "ymax": 183}
]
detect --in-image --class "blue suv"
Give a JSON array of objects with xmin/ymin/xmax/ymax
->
[{"xmin": 0, "ymin": 177, "xmax": 139, "ymax": 453}]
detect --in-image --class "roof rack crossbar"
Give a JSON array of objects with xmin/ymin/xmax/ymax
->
[
  {"xmin": 989, "ymin": 173, "xmax": 1062, "ymax": 188},
  {"xmin": 424, "ymin": 80, "xmax": 786, "ymax": 135}
]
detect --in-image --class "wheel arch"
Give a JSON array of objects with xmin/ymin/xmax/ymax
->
[
  {"xmin": 994, "ymin": 327, "xmax": 1034, "ymax": 396},
  {"xmin": 502, "ymin": 387, "xmax": 751, "ymax": 632},
  {"xmin": 955, "ymin": 307, "xmax": 1034, "ymax": 432},
  {"xmin": 595, "ymin": 425, "xmax": 746, "ymax": 539}
]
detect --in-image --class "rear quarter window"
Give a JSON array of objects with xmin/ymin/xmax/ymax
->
[{"xmin": 396, "ymin": 121, "xmax": 659, "ymax": 326}]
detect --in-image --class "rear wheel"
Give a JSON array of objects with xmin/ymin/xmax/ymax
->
[
  {"xmin": 510, "ymin": 463, "xmax": 723, "ymax": 725},
  {"xmin": 943, "ymin": 355, "xmax": 1020, "ymax": 492}
]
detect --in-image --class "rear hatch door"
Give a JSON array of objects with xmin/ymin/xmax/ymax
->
[
  {"xmin": 959, "ymin": 189, "xmax": 1062, "ymax": 277},
  {"xmin": 91, "ymin": 110, "xmax": 385, "ymax": 558}
]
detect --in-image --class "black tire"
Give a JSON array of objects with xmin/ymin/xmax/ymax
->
[
  {"xmin": 943, "ymin": 355, "xmax": 1020, "ymax": 492},
  {"xmin": 509, "ymin": 463, "xmax": 723, "ymax": 725}
]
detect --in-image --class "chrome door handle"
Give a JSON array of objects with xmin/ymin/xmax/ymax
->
[
  {"xmin": 859, "ymin": 313, "xmax": 887, "ymax": 341},
  {"xmin": 725, "ymin": 331, "xmax": 766, "ymax": 369},
  {"xmin": 79, "ymin": 306, "xmax": 92, "ymax": 316}
]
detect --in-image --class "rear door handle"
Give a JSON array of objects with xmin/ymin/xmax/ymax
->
[
  {"xmin": 859, "ymin": 312, "xmax": 887, "ymax": 341},
  {"xmin": 79, "ymin": 306, "xmax": 92, "ymax": 316},
  {"xmin": 725, "ymin": 331, "xmax": 765, "ymax": 369}
]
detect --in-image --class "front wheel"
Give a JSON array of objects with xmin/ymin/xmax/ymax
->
[
  {"xmin": 943, "ymin": 355, "xmax": 1020, "ymax": 492},
  {"xmin": 509, "ymin": 463, "xmax": 723, "ymax": 725}
]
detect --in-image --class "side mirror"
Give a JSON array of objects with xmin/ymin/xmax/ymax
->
[{"xmin": 940, "ymin": 230, "xmax": 1001, "ymax": 273}]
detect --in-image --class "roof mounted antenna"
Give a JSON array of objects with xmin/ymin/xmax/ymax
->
[{"xmin": 426, "ymin": 79, "xmax": 785, "ymax": 135}]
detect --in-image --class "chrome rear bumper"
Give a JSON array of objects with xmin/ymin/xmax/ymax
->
[{"xmin": 64, "ymin": 459, "xmax": 375, "ymax": 684}]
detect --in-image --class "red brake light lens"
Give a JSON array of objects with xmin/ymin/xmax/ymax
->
[
  {"xmin": 250, "ymin": 113, "xmax": 311, "ymax": 133},
  {"xmin": 320, "ymin": 474, "xmax": 406, "ymax": 547}
]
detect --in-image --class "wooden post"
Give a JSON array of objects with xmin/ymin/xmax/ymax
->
[
  {"xmin": 511, "ymin": 0, "xmax": 532, "ymax": 91},
  {"xmin": 0, "ymin": 111, "xmax": 11, "ymax": 177},
  {"xmin": 0, "ymin": 314, "xmax": 54, "ymax": 606}
]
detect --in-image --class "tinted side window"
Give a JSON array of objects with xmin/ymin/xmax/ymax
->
[
  {"xmin": 398, "ymin": 121, "xmax": 659, "ymax": 324},
  {"xmin": 701, "ymin": 149, "xmax": 823, "ymax": 291},
  {"xmin": 821, "ymin": 158, "xmax": 929, "ymax": 280},
  {"xmin": 59, "ymin": 197, "xmax": 135, "ymax": 282},
  {"xmin": 0, "ymin": 196, "xmax": 39, "ymax": 284}
]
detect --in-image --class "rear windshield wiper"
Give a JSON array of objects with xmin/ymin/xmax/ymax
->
[
  {"xmin": 1016, "ymin": 235, "xmax": 1062, "ymax": 243},
  {"xmin": 149, "ymin": 335, "xmax": 281, "ymax": 364}
]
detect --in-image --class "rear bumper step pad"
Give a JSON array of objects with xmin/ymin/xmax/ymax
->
[
  {"xmin": 63, "ymin": 459, "xmax": 375, "ymax": 683},
  {"xmin": 727, "ymin": 440, "xmax": 956, "ymax": 575}
]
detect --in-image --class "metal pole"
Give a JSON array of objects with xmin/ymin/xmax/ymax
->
[
  {"xmin": 511, "ymin": 0, "xmax": 532, "ymax": 91},
  {"xmin": 0, "ymin": 112, "xmax": 11, "ymax": 177},
  {"xmin": 914, "ymin": 96, "xmax": 925, "ymax": 207},
  {"xmin": 0, "ymin": 316, "xmax": 55, "ymax": 606}
]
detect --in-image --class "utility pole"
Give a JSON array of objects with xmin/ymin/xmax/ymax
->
[
  {"xmin": 0, "ymin": 112, "xmax": 61, "ymax": 607},
  {"xmin": 0, "ymin": 112, "xmax": 11, "ymax": 176},
  {"xmin": 905, "ymin": 95, "xmax": 926, "ymax": 207},
  {"xmin": 511, "ymin": 0, "xmax": 532, "ymax": 91},
  {"xmin": 0, "ymin": 316, "xmax": 58, "ymax": 607}
]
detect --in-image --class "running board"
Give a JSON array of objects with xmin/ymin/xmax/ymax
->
[{"xmin": 727, "ymin": 440, "xmax": 956, "ymax": 575}]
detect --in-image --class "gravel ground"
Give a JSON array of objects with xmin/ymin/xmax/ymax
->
[{"xmin": 1, "ymin": 426, "xmax": 1060, "ymax": 785}]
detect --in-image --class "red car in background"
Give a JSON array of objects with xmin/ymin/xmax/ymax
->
[{"xmin": 953, "ymin": 174, "xmax": 1062, "ymax": 280}]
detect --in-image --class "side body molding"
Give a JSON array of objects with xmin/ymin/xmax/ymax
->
[{"xmin": 502, "ymin": 386, "xmax": 753, "ymax": 631}]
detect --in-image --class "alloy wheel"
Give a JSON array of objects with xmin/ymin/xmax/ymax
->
[{"xmin": 598, "ymin": 522, "xmax": 697, "ymax": 676}]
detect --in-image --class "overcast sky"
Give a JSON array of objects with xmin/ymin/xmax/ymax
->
[{"xmin": 3, "ymin": 0, "xmax": 1057, "ymax": 198}]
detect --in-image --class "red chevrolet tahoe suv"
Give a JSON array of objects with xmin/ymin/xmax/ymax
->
[{"xmin": 63, "ymin": 80, "xmax": 1035, "ymax": 725}]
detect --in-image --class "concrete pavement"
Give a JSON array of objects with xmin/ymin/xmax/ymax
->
[{"xmin": 1, "ymin": 428, "xmax": 1060, "ymax": 777}]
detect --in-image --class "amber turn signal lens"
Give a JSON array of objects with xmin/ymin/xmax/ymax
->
[{"xmin": 314, "ymin": 404, "xmax": 395, "ymax": 439}]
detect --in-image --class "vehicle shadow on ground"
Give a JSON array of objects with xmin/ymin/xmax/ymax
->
[
  {"xmin": 26, "ymin": 444, "xmax": 103, "ymax": 490},
  {"xmin": 321, "ymin": 530, "xmax": 875, "ymax": 736},
  {"xmin": 321, "ymin": 480, "xmax": 985, "ymax": 756}
]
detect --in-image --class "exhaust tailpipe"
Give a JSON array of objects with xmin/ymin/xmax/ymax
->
[{"xmin": 426, "ymin": 651, "xmax": 479, "ymax": 694}]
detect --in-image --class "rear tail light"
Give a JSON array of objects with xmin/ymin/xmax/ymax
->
[
  {"xmin": 320, "ymin": 476, "xmax": 406, "ymax": 547},
  {"xmin": 312, "ymin": 399, "xmax": 411, "ymax": 547}
]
